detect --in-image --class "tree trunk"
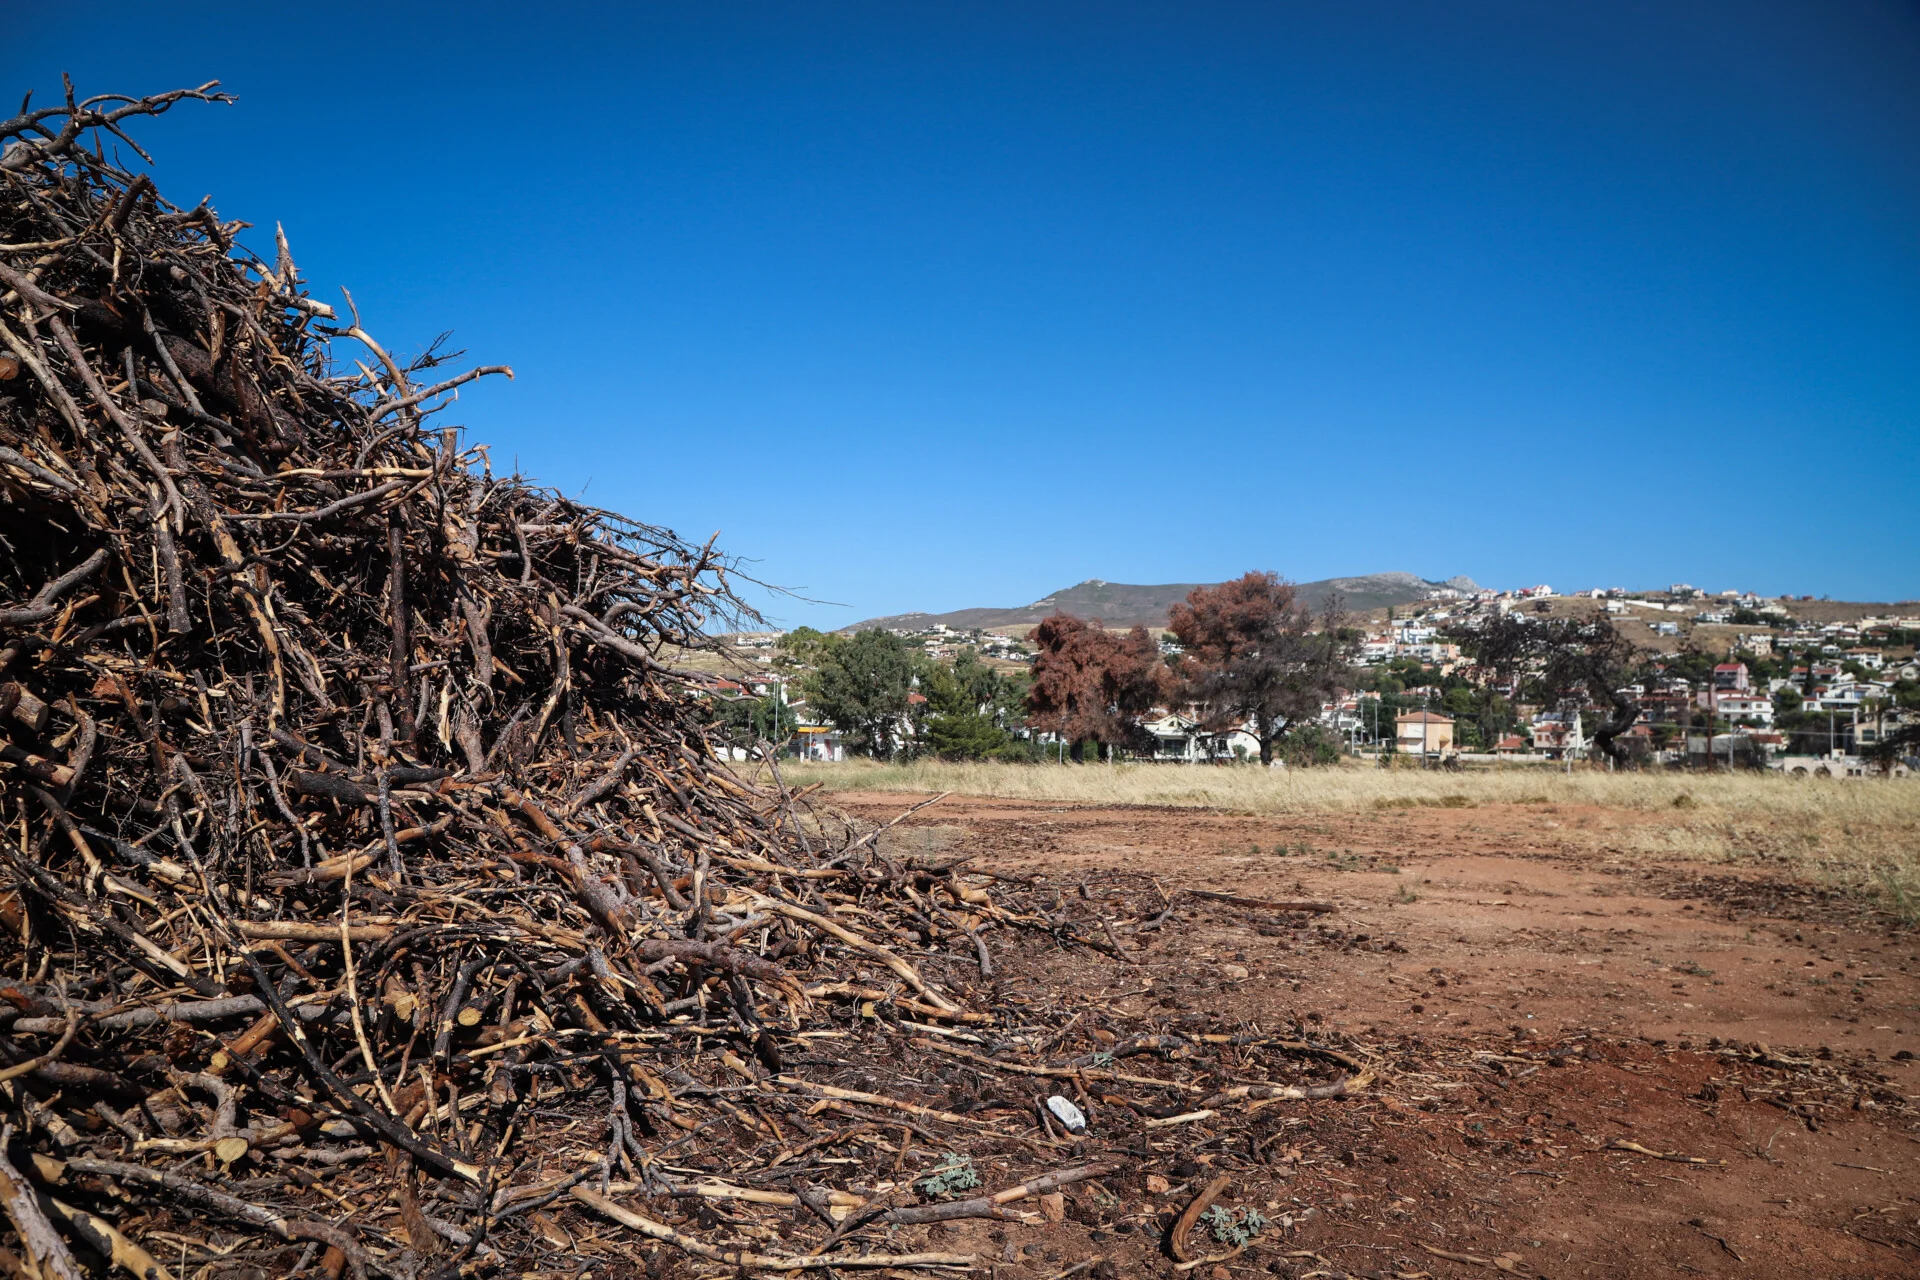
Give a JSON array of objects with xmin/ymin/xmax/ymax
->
[{"xmin": 1590, "ymin": 691, "xmax": 1639, "ymax": 767}]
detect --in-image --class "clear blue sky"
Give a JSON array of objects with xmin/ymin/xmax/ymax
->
[{"xmin": 14, "ymin": 2, "xmax": 1920, "ymax": 624}]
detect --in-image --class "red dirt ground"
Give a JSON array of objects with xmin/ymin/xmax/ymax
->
[{"xmin": 834, "ymin": 791, "xmax": 1920, "ymax": 1280}]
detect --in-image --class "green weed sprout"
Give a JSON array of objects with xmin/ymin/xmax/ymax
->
[
  {"xmin": 918, "ymin": 1155, "xmax": 981, "ymax": 1198},
  {"xmin": 1201, "ymin": 1204, "xmax": 1268, "ymax": 1248}
]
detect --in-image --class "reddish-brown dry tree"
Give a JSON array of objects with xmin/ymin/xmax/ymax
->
[
  {"xmin": 1168, "ymin": 572, "xmax": 1354, "ymax": 765},
  {"xmin": 1024, "ymin": 613, "xmax": 1169, "ymax": 759}
]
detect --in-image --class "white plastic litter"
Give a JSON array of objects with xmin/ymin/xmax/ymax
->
[{"xmin": 1046, "ymin": 1094, "xmax": 1088, "ymax": 1134}]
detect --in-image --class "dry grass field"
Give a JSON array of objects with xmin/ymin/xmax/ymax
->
[{"xmin": 768, "ymin": 758, "xmax": 1920, "ymax": 919}]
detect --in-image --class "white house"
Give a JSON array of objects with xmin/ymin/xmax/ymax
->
[
  {"xmin": 1140, "ymin": 712, "xmax": 1261, "ymax": 762},
  {"xmin": 790, "ymin": 726, "xmax": 845, "ymax": 761},
  {"xmin": 1531, "ymin": 711, "xmax": 1585, "ymax": 759},
  {"xmin": 1808, "ymin": 682, "xmax": 1889, "ymax": 713},
  {"xmin": 1698, "ymin": 688, "xmax": 1774, "ymax": 726}
]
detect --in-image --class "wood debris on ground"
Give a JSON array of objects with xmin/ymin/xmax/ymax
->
[{"xmin": 0, "ymin": 84, "xmax": 1367, "ymax": 1277}]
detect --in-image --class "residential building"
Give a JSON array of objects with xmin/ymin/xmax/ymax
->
[
  {"xmin": 1636, "ymin": 690, "xmax": 1691, "ymax": 725},
  {"xmin": 1697, "ymin": 688, "xmax": 1774, "ymax": 726},
  {"xmin": 1395, "ymin": 710, "xmax": 1454, "ymax": 755},
  {"xmin": 1140, "ymin": 711, "xmax": 1259, "ymax": 762},
  {"xmin": 1807, "ymin": 682, "xmax": 1888, "ymax": 713},
  {"xmin": 1401, "ymin": 642, "xmax": 1462, "ymax": 664},
  {"xmin": 790, "ymin": 726, "xmax": 844, "ymax": 761},
  {"xmin": 1530, "ymin": 711, "xmax": 1585, "ymax": 759},
  {"xmin": 1711, "ymin": 663, "xmax": 1750, "ymax": 692}
]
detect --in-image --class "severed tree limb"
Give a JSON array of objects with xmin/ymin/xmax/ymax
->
[
  {"xmin": 0, "ymin": 1002, "xmax": 78, "ymax": 1085},
  {"xmin": 496, "ymin": 784, "xmax": 628, "ymax": 938},
  {"xmin": 634, "ymin": 938, "xmax": 789, "ymax": 984},
  {"xmin": 803, "ymin": 982, "xmax": 994, "ymax": 1024},
  {"xmin": 1180, "ymin": 888, "xmax": 1335, "ymax": 914},
  {"xmin": 48, "ymin": 1158, "xmax": 365, "ymax": 1280},
  {"xmin": 1607, "ymin": 1139, "xmax": 1725, "ymax": 1166},
  {"xmin": 1196, "ymin": 1069, "xmax": 1375, "ymax": 1109},
  {"xmin": 1169, "ymin": 1174, "xmax": 1232, "ymax": 1263},
  {"xmin": 821, "ymin": 792, "xmax": 951, "ymax": 868},
  {"xmin": 34, "ymin": 1192, "xmax": 175, "ymax": 1280},
  {"xmin": 767, "ymin": 1077, "xmax": 980, "ymax": 1126},
  {"xmin": 0, "ymin": 548, "xmax": 109, "ymax": 628},
  {"xmin": 224, "ymin": 478, "xmax": 407, "ymax": 522},
  {"xmin": 749, "ymin": 896, "xmax": 959, "ymax": 1011},
  {"xmin": 367, "ymin": 365, "xmax": 513, "ymax": 423},
  {"xmin": 0, "ymin": 1129, "xmax": 84, "ymax": 1280},
  {"xmin": 877, "ymin": 1161, "xmax": 1123, "ymax": 1227},
  {"xmin": 911, "ymin": 1038, "xmax": 1200, "ymax": 1093},
  {"xmin": 0, "ymin": 82, "xmax": 231, "ymax": 174},
  {"xmin": 564, "ymin": 748, "xmax": 636, "ymax": 816},
  {"xmin": 569, "ymin": 1186, "xmax": 975, "ymax": 1271},
  {"xmin": 0, "ymin": 445, "xmax": 79, "ymax": 493},
  {"xmin": 385, "ymin": 516, "xmax": 413, "ymax": 741},
  {"xmin": 969, "ymin": 923, "xmax": 995, "ymax": 978},
  {"xmin": 589, "ymin": 835, "xmax": 690, "ymax": 909},
  {"xmin": 237, "ymin": 949, "xmax": 481, "ymax": 1184}
]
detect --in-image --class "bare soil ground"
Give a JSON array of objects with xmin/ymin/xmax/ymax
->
[{"xmin": 834, "ymin": 791, "xmax": 1920, "ymax": 1280}]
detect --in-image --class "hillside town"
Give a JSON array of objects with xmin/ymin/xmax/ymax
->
[{"xmin": 703, "ymin": 580, "xmax": 1920, "ymax": 776}]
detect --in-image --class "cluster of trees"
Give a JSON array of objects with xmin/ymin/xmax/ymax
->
[
  {"xmin": 717, "ymin": 572, "xmax": 1359, "ymax": 766},
  {"xmin": 1440, "ymin": 612, "xmax": 1843, "ymax": 766},
  {"xmin": 1354, "ymin": 675, "xmax": 1519, "ymax": 752},
  {"xmin": 711, "ymin": 683, "xmax": 803, "ymax": 747},
  {"xmin": 1444, "ymin": 612, "xmax": 1646, "ymax": 765},
  {"xmin": 758, "ymin": 627, "xmax": 1033, "ymax": 760},
  {"xmin": 1028, "ymin": 572, "xmax": 1357, "ymax": 766}
]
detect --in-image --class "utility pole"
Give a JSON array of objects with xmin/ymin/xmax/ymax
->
[
  {"xmin": 1708, "ymin": 675, "xmax": 1717, "ymax": 773},
  {"xmin": 1421, "ymin": 688, "xmax": 1430, "ymax": 770}
]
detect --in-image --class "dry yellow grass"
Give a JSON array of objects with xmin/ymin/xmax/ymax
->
[{"xmin": 766, "ymin": 758, "xmax": 1920, "ymax": 919}]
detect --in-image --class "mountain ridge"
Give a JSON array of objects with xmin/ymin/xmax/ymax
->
[{"xmin": 845, "ymin": 572, "xmax": 1483, "ymax": 633}]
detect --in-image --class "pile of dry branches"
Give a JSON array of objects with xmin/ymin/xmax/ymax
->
[{"xmin": 0, "ymin": 84, "xmax": 1364, "ymax": 1279}]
